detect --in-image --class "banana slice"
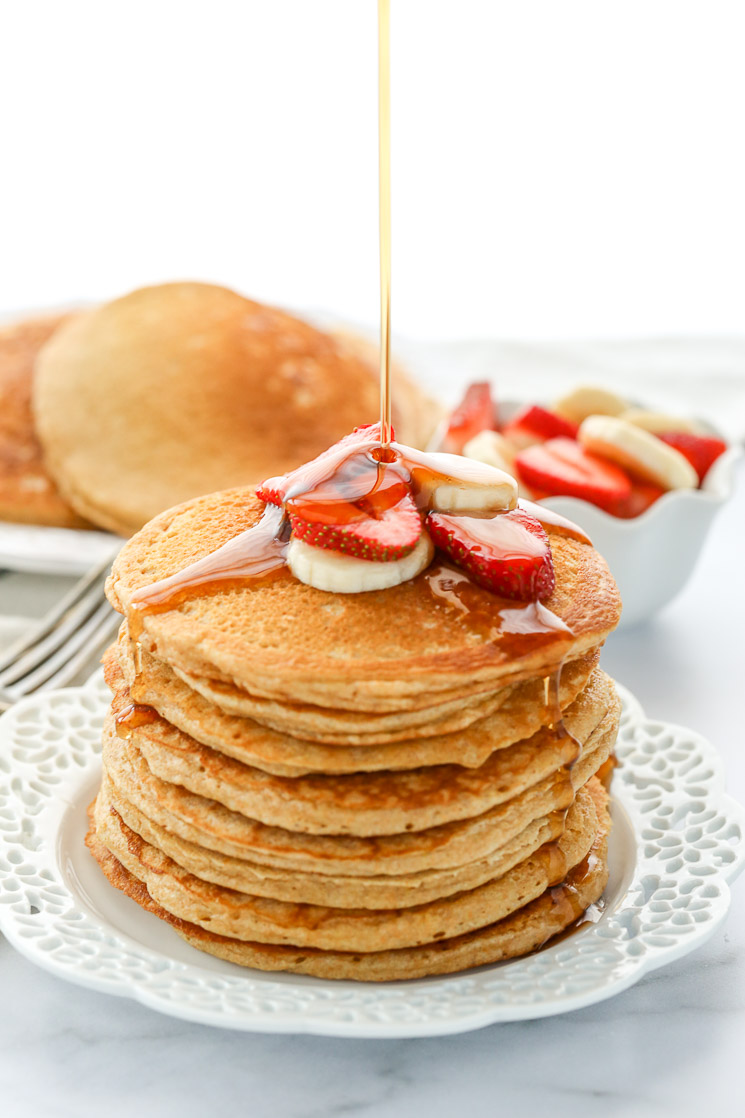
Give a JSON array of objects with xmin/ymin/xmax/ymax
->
[
  {"xmin": 554, "ymin": 385, "xmax": 628, "ymax": 424},
  {"xmin": 621, "ymin": 408, "xmax": 704, "ymax": 436},
  {"xmin": 462, "ymin": 430, "xmax": 516, "ymax": 476},
  {"xmin": 397, "ymin": 446, "xmax": 517, "ymax": 513},
  {"xmin": 578, "ymin": 415, "xmax": 698, "ymax": 490},
  {"xmin": 287, "ymin": 532, "xmax": 434, "ymax": 594}
]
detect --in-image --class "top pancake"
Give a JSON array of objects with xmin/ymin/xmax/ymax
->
[
  {"xmin": 0, "ymin": 315, "xmax": 89, "ymax": 528},
  {"xmin": 33, "ymin": 283, "xmax": 441, "ymax": 536},
  {"xmin": 107, "ymin": 486, "xmax": 622, "ymax": 709}
]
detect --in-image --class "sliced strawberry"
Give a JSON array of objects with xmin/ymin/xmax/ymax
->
[
  {"xmin": 427, "ymin": 509, "xmax": 555, "ymax": 601},
  {"xmin": 615, "ymin": 480, "xmax": 665, "ymax": 519},
  {"xmin": 289, "ymin": 491, "xmax": 421, "ymax": 562},
  {"xmin": 503, "ymin": 405, "xmax": 579, "ymax": 447},
  {"xmin": 257, "ymin": 423, "xmax": 392, "ymax": 506},
  {"xmin": 442, "ymin": 382, "xmax": 496, "ymax": 454},
  {"xmin": 256, "ymin": 477, "xmax": 286, "ymax": 505},
  {"xmin": 657, "ymin": 431, "xmax": 727, "ymax": 484},
  {"xmin": 515, "ymin": 438, "xmax": 632, "ymax": 515}
]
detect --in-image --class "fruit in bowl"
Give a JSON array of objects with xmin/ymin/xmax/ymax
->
[{"xmin": 438, "ymin": 382, "xmax": 740, "ymax": 628}]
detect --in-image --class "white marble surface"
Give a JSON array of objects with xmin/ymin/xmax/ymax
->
[{"xmin": 0, "ymin": 481, "xmax": 743, "ymax": 1118}]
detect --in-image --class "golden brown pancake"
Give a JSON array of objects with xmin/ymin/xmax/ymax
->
[
  {"xmin": 105, "ymin": 671, "xmax": 619, "ymax": 836},
  {"xmin": 0, "ymin": 314, "xmax": 89, "ymax": 528},
  {"xmin": 102, "ymin": 705, "xmax": 613, "ymax": 879},
  {"xmin": 108, "ymin": 638, "xmax": 602, "ymax": 772},
  {"xmin": 102, "ymin": 773, "xmax": 570, "ymax": 909},
  {"xmin": 33, "ymin": 283, "xmax": 440, "ymax": 536},
  {"xmin": 105, "ymin": 488, "xmax": 622, "ymax": 709},
  {"xmin": 90, "ymin": 780, "xmax": 598, "ymax": 952},
  {"xmin": 86, "ymin": 779, "xmax": 610, "ymax": 978}
]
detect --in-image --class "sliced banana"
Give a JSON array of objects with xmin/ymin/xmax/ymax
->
[
  {"xmin": 578, "ymin": 415, "xmax": 698, "ymax": 490},
  {"xmin": 287, "ymin": 532, "xmax": 434, "ymax": 594},
  {"xmin": 621, "ymin": 408, "xmax": 704, "ymax": 435},
  {"xmin": 554, "ymin": 385, "xmax": 628, "ymax": 424},
  {"xmin": 397, "ymin": 447, "xmax": 517, "ymax": 513},
  {"xmin": 462, "ymin": 430, "xmax": 516, "ymax": 475}
]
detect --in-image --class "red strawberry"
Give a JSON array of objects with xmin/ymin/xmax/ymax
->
[
  {"xmin": 289, "ymin": 491, "xmax": 421, "ymax": 561},
  {"xmin": 503, "ymin": 405, "xmax": 578, "ymax": 447},
  {"xmin": 256, "ymin": 477, "xmax": 286, "ymax": 505},
  {"xmin": 442, "ymin": 382, "xmax": 496, "ymax": 453},
  {"xmin": 515, "ymin": 438, "xmax": 632, "ymax": 515},
  {"xmin": 615, "ymin": 480, "xmax": 665, "ymax": 519},
  {"xmin": 657, "ymin": 431, "xmax": 727, "ymax": 484},
  {"xmin": 427, "ymin": 509, "xmax": 556, "ymax": 601},
  {"xmin": 257, "ymin": 423, "xmax": 392, "ymax": 506}
]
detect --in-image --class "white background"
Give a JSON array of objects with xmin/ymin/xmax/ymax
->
[{"xmin": 1, "ymin": 0, "xmax": 744, "ymax": 342}]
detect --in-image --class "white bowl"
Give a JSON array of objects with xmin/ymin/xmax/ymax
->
[{"xmin": 537, "ymin": 445, "xmax": 741, "ymax": 628}]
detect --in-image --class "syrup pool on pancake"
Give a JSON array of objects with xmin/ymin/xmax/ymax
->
[{"xmin": 126, "ymin": 423, "xmax": 590, "ymax": 662}]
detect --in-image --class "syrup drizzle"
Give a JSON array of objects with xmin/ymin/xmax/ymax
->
[
  {"xmin": 128, "ymin": 502, "xmax": 289, "ymax": 640},
  {"xmin": 115, "ymin": 702, "xmax": 158, "ymax": 738},
  {"xmin": 378, "ymin": 0, "xmax": 392, "ymax": 447}
]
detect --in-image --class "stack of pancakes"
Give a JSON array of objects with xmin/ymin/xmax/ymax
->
[
  {"xmin": 87, "ymin": 487, "xmax": 622, "ymax": 981},
  {"xmin": 0, "ymin": 315, "xmax": 89, "ymax": 528}
]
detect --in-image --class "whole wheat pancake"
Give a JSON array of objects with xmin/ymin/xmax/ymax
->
[
  {"xmin": 87, "ymin": 805, "xmax": 609, "ymax": 981},
  {"xmin": 102, "ymin": 774, "xmax": 571, "ymax": 908},
  {"xmin": 90, "ymin": 781, "xmax": 599, "ymax": 952},
  {"xmin": 103, "ymin": 718, "xmax": 614, "ymax": 877},
  {"xmin": 105, "ymin": 489, "xmax": 622, "ymax": 708},
  {"xmin": 106, "ymin": 671, "xmax": 619, "ymax": 836},
  {"xmin": 34, "ymin": 283, "xmax": 440, "ymax": 536},
  {"xmin": 0, "ymin": 314, "xmax": 89, "ymax": 528},
  {"xmin": 114, "ymin": 629, "xmax": 602, "ymax": 750},
  {"xmin": 109, "ymin": 640, "xmax": 601, "ymax": 773}
]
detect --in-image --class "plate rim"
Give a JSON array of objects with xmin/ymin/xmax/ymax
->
[{"xmin": 0, "ymin": 675, "xmax": 743, "ymax": 1038}]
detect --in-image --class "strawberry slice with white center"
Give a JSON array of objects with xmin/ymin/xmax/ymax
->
[
  {"xmin": 289, "ymin": 489, "xmax": 422, "ymax": 562},
  {"xmin": 257, "ymin": 422, "xmax": 392, "ymax": 507},
  {"xmin": 442, "ymin": 382, "xmax": 496, "ymax": 454},
  {"xmin": 515, "ymin": 437, "xmax": 632, "ymax": 515},
  {"xmin": 657, "ymin": 431, "xmax": 727, "ymax": 484},
  {"xmin": 427, "ymin": 509, "xmax": 556, "ymax": 601},
  {"xmin": 503, "ymin": 405, "xmax": 579, "ymax": 449}
]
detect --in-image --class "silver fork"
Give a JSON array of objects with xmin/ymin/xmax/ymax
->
[{"xmin": 0, "ymin": 552, "xmax": 122, "ymax": 712}]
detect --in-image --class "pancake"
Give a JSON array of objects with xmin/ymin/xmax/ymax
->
[
  {"xmin": 105, "ymin": 488, "xmax": 622, "ymax": 708},
  {"xmin": 108, "ymin": 639, "xmax": 602, "ymax": 772},
  {"xmin": 0, "ymin": 314, "xmax": 89, "ymax": 528},
  {"xmin": 33, "ymin": 283, "xmax": 440, "ymax": 536},
  {"xmin": 88, "ymin": 813, "xmax": 609, "ymax": 981},
  {"xmin": 102, "ymin": 712, "xmax": 613, "ymax": 878},
  {"xmin": 89, "ymin": 778, "xmax": 599, "ymax": 952},
  {"xmin": 113, "ymin": 629, "xmax": 602, "ymax": 751},
  {"xmin": 105, "ymin": 671, "xmax": 619, "ymax": 836},
  {"xmin": 102, "ymin": 774, "xmax": 571, "ymax": 908}
]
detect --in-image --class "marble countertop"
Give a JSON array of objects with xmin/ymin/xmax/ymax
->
[{"xmin": 1, "ymin": 474, "xmax": 743, "ymax": 1118}]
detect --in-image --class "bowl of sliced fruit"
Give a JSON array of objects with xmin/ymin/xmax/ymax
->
[{"xmin": 436, "ymin": 382, "xmax": 741, "ymax": 628}]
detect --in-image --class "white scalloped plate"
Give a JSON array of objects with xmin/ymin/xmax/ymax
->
[{"xmin": 0, "ymin": 675, "xmax": 743, "ymax": 1037}]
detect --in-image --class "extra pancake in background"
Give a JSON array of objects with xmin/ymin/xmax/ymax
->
[
  {"xmin": 105, "ymin": 488, "xmax": 623, "ymax": 708},
  {"xmin": 86, "ymin": 778, "xmax": 611, "ymax": 979},
  {"xmin": 0, "ymin": 314, "xmax": 90, "ymax": 528},
  {"xmin": 33, "ymin": 283, "xmax": 442, "ymax": 536}
]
